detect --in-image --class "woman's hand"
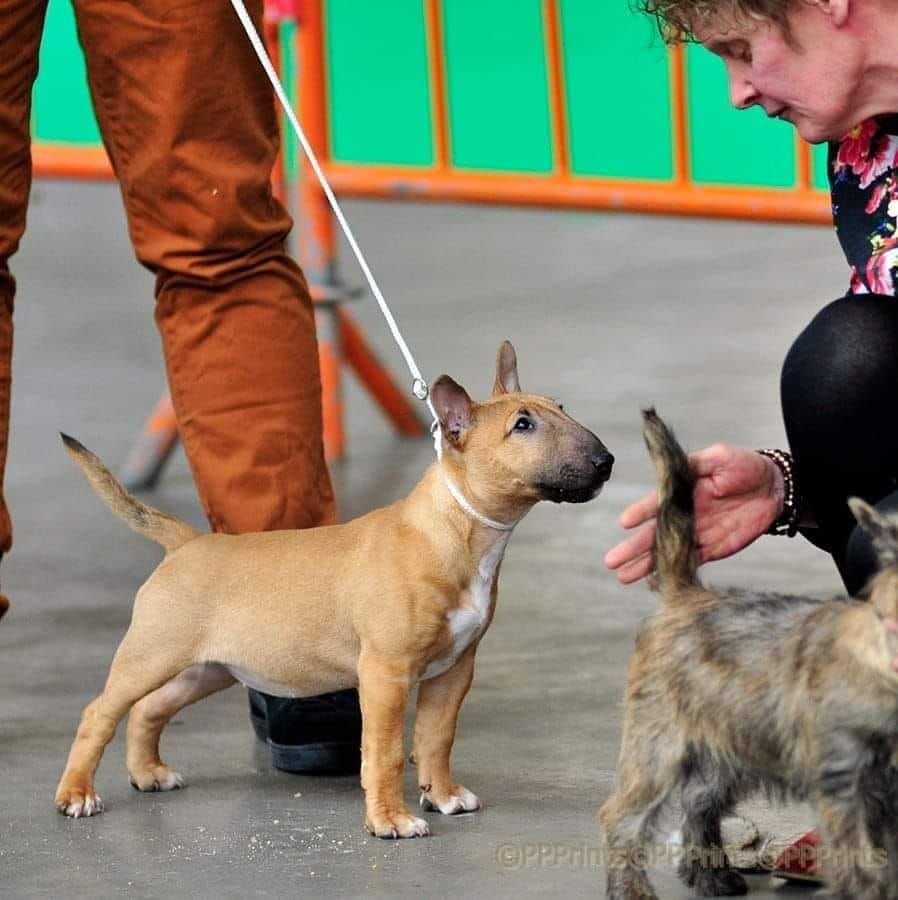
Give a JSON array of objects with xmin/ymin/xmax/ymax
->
[{"xmin": 604, "ymin": 444, "xmax": 784, "ymax": 584}]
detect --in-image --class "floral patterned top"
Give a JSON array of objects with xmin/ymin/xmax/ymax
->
[{"xmin": 830, "ymin": 115, "xmax": 898, "ymax": 295}]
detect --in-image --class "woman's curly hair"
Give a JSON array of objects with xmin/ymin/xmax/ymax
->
[{"xmin": 635, "ymin": 0, "xmax": 794, "ymax": 43}]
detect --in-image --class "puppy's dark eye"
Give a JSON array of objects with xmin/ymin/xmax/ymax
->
[{"xmin": 514, "ymin": 417, "xmax": 534, "ymax": 432}]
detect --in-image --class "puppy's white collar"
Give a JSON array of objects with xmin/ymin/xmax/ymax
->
[
  {"xmin": 432, "ymin": 421, "xmax": 519, "ymax": 531},
  {"xmin": 440, "ymin": 472, "xmax": 518, "ymax": 532}
]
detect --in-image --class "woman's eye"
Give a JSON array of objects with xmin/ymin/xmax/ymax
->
[{"xmin": 514, "ymin": 417, "xmax": 534, "ymax": 432}]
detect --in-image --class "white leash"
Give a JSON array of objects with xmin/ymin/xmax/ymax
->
[{"xmin": 229, "ymin": 0, "xmax": 517, "ymax": 532}]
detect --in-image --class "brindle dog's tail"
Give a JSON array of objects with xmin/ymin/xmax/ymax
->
[
  {"xmin": 641, "ymin": 408, "xmax": 701, "ymax": 594},
  {"xmin": 61, "ymin": 434, "xmax": 200, "ymax": 553}
]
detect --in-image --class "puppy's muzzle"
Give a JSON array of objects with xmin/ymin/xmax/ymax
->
[{"xmin": 538, "ymin": 442, "xmax": 614, "ymax": 504}]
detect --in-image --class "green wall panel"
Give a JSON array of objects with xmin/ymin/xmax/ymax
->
[
  {"xmin": 31, "ymin": 0, "xmax": 829, "ymax": 209},
  {"xmin": 326, "ymin": 0, "xmax": 433, "ymax": 166},
  {"xmin": 812, "ymin": 143, "xmax": 830, "ymax": 191},
  {"xmin": 561, "ymin": 0, "xmax": 672, "ymax": 180},
  {"xmin": 443, "ymin": 0, "xmax": 553, "ymax": 173},
  {"xmin": 686, "ymin": 45, "xmax": 795, "ymax": 187},
  {"xmin": 280, "ymin": 22, "xmax": 299, "ymax": 178},
  {"xmin": 33, "ymin": 0, "xmax": 99, "ymax": 145}
]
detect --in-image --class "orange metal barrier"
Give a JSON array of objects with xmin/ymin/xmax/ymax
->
[
  {"xmin": 311, "ymin": 3, "xmax": 830, "ymax": 225},
  {"xmin": 33, "ymin": 2, "xmax": 830, "ymax": 226}
]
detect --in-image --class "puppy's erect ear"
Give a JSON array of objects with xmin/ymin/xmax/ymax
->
[
  {"xmin": 849, "ymin": 497, "xmax": 898, "ymax": 567},
  {"xmin": 493, "ymin": 340, "xmax": 521, "ymax": 396},
  {"xmin": 431, "ymin": 375, "xmax": 473, "ymax": 447}
]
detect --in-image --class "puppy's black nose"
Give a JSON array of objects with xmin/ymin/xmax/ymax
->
[{"xmin": 592, "ymin": 451, "xmax": 614, "ymax": 482}]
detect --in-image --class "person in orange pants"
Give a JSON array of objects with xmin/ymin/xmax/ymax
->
[{"xmin": 1, "ymin": 0, "xmax": 360, "ymax": 772}]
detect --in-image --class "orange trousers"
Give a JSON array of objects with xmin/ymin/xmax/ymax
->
[{"xmin": 0, "ymin": 0, "xmax": 335, "ymax": 550}]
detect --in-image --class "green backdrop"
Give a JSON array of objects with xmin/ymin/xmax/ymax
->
[{"xmin": 33, "ymin": 0, "xmax": 829, "ymax": 190}]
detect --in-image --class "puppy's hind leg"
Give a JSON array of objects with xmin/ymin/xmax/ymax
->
[
  {"xmin": 127, "ymin": 663, "xmax": 236, "ymax": 792},
  {"xmin": 677, "ymin": 749, "xmax": 747, "ymax": 897},
  {"xmin": 55, "ymin": 630, "xmax": 191, "ymax": 817}
]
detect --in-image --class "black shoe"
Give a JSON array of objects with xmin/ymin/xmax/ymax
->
[{"xmin": 248, "ymin": 688, "xmax": 361, "ymax": 774}]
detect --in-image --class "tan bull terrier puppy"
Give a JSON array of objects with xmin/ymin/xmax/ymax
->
[{"xmin": 55, "ymin": 341, "xmax": 613, "ymax": 839}]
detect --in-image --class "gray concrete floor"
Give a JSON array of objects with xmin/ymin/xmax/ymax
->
[{"xmin": 0, "ymin": 182, "xmax": 849, "ymax": 898}]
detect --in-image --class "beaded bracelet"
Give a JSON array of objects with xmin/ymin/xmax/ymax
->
[{"xmin": 756, "ymin": 448, "xmax": 802, "ymax": 537}]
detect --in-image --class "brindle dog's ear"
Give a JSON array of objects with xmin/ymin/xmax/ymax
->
[
  {"xmin": 431, "ymin": 375, "xmax": 473, "ymax": 447},
  {"xmin": 849, "ymin": 497, "xmax": 898, "ymax": 568},
  {"xmin": 493, "ymin": 340, "xmax": 521, "ymax": 396}
]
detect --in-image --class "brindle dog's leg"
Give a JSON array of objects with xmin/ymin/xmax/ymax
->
[
  {"xmin": 358, "ymin": 650, "xmax": 429, "ymax": 839},
  {"xmin": 852, "ymin": 759, "xmax": 898, "ymax": 900},
  {"xmin": 676, "ymin": 747, "xmax": 747, "ymax": 897},
  {"xmin": 817, "ymin": 728, "xmax": 898, "ymax": 900},
  {"xmin": 817, "ymin": 796, "xmax": 878, "ymax": 900},
  {"xmin": 599, "ymin": 726, "xmax": 682, "ymax": 900},
  {"xmin": 413, "ymin": 644, "xmax": 480, "ymax": 815},
  {"xmin": 872, "ymin": 766, "xmax": 898, "ymax": 900},
  {"xmin": 816, "ymin": 738, "xmax": 891, "ymax": 900}
]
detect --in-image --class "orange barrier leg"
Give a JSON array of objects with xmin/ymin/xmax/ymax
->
[
  {"xmin": 315, "ymin": 304, "xmax": 345, "ymax": 460},
  {"xmin": 296, "ymin": 1, "xmax": 427, "ymax": 452},
  {"xmin": 338, "ymin": 309, "xmax": 428, "ymax": 438},
  {"xmin": 119, "ymin": 392, "xmax": 179, "ymax": 490}
]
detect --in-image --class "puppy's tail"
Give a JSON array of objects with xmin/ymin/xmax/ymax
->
[
  {"xmin": 61, "ymin": 434, "xmax": 200, "ymax": 552},
  {"xmin": 642, "ymin": 408, "xmax": 701, "ymax": 594}
]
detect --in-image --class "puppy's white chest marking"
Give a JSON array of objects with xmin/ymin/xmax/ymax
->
[{"xmin": 420, "ymin": 534, "xmax": 510, "ymax": 681}]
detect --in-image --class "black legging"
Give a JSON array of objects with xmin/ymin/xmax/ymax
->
[{"xmin": 781, "ymin": 293, "xmax": 898, "ymax": 595}]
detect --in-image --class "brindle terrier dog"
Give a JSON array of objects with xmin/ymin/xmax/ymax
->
[{"xmin": 600, "ymin": 409, "xmax": 898, "ymax": 900}]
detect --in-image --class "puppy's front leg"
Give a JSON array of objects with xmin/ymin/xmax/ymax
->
[
  {"xmin": 358, "ymin": 652, "xmax": 429, "ymax": 839},
  {"xmin": 413, "ymin": 644, "xmax": 481, "ymax": 815}
]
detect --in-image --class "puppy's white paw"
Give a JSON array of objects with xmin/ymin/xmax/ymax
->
[
  {"xmin": 420, "ymin": 785, "xmax": 481, "ymax": 815},
  {"xmin": 129, "ymin": 765, "xmax": 185, "ymax": 793},
  {"xmin": 56, "ymin": 788, "xmax": 104, "ymax": 818},
  {"xmin": 366, "ymin": 810, "xmax": 431, "ymax": 839}
]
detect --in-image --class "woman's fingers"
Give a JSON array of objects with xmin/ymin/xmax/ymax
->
[
  {"xmin": 604, "ymin": 523, "xmax": 655, "ymax": 571},
  {"xmin": 614, "ymin": 551, "xmax": 654, "ymax": 585},
  {"xmin": 618, "ymin": 491, "xmax": 659, "ymax": 529},
  {"xmin": 689, "ymin": 443, "xmax": 731, "ymax": 477}
]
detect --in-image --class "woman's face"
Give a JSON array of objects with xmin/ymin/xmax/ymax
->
[{"xmin": 698, "ymin": 1, "xmax": 865, "ymax": 143}]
